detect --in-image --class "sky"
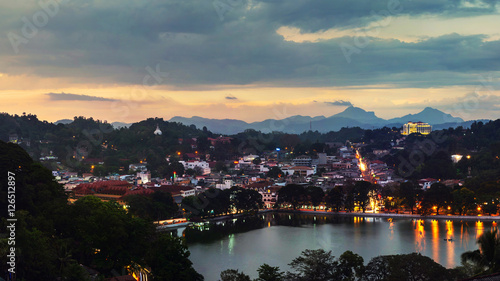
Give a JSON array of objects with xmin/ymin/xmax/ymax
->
[{"xmin": 1, "ymin": 0, "xmax": 500, "ymax": 123}]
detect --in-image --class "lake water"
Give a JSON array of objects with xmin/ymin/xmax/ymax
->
[{"xmin": 188, "ymin": 213, "xmax": 497, "ymax": 281}]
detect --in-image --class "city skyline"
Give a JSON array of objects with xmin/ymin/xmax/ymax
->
[{"xmin": 1, "ymin": 0, "xmax": 500, "ymax": 123}]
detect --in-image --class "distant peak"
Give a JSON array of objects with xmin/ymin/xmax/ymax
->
[
  {"xmin": 343, "ymin": 106, "xmax": 366, "ymax": 113},
  {"xmin": 422, "ymin": 107, "xmax": 438, "ymax": 111}
]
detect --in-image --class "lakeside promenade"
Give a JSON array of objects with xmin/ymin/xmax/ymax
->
[
  {"xmin": 268, "ymin": 209, "xmax": 500, "ymax": 222},
  {"xmin": 201, "ymin": 209, "xmax": 500, "ymax": 223}
]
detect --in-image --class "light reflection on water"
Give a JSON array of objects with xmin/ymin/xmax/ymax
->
[
  {"xmin": 446, "ymin": 220, "xmax": 455, "ymax": 268},
  {"xmin": 432, "ymin": 220, "xmax": 439, "ymax": 263},
  {"xmin": 188, "ymin": 214, "xmax": 499, "ymax": 281},
  {"xmin": 476, "ymin": 221, "xmax": 484, "ymax": 239}
]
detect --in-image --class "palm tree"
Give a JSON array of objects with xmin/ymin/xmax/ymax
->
[{"xmin": 461, "ymin": 228, "xmax": 500, "ymax": 275}]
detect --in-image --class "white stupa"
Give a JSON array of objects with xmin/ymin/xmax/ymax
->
[{"xmin": 154, "ymin": 124, "xmax": 162, "ymax": 135}]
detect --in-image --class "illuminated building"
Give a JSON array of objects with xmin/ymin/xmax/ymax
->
[{"xmin": 402, "ymin": 121, "xmax": 432, "ymax": 135}]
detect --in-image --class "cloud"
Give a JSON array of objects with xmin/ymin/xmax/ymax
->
[
  {"xmin": 0, "ymin": 0, "xmax": 499, "ymax": 90},
  {"xmin": 46, "ymin": 92, "xmax": 118, "ymax": 102},
  {"xmin": 325, "ymin": 100, "xmax": 353, "ymax": 106},
  {"xmin": 225, "ymin": 96, "xmax": 238, "ymax": 100}
]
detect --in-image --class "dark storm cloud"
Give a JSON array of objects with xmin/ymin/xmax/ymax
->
[
  {"xmin": 255, "ymin": 0, "xmax": 499, "ymax": 32},
  {"xmin": 46, "ymin": 92, "xmax": 117, "ymax": 102},
  {"xmin": 1, "ymin": 0, "xmax": 499, "ymax": 88},
  {"xmin": 325, "ymin": 100, "xmax": 353, "ymax": 106}
]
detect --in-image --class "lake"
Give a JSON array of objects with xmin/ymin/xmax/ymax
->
[{"xmin": 187, "ymin": 212, "xmax": 497, "ymax": 281}]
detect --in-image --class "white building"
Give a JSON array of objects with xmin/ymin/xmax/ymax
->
[
  {"xmin": 216, "ymin": 179, "xmax": 234, "ymax": 190},
  {"xmin": 137, "ymin": 171, "xmax": 151, "ymax": 184},
  {"xmin": 283, "ymin": 166, "xmax": 315, "ymax": 177},
  {"xmin": 293, "ymin": 155, "xmax": 312, "ymax": 167},
  {"xmin": 259, "ymin": 165, "xmax": 270, "ymax": 173},
  {"xmin": 179, "ymin": 160, "xmax": 211, "ymax": 175}
]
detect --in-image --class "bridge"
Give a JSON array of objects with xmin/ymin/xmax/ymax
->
[{"xmin": 156, "ymin": 222, "xmax": 191, "ymax": 236}]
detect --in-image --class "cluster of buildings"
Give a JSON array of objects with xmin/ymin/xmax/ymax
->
[
  {"xmin": 62, "ymin": 142, "xmax": 396, "ymax": 211},
  {"xmin": 61, "ymin": 121, "xmax": 440, "ymax": 212}
]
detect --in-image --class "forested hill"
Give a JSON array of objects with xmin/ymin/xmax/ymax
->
[
  {"xmin": 0, "ymin": 113, "xmax": 213, "ymax": 174},
  {"xmin": 0, "ymin": 140, "xmax": 204, "ymax": 280},
  {"xmin": 1, "ymin": 112, "xmax": 500, "ymax": 183}
]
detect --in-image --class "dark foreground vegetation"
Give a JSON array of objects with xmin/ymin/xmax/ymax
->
[{"xmin": 0, "ymin": 141, "xmax": 203, "ymax": 281}]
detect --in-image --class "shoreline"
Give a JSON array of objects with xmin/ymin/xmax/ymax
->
[
  {"xmin": 201, "ymin": 209, "xmax": 500, "ymax": 223},
  {"xmin": 268, "ymin": 209, "xmax": 500, "ymax": 222}
]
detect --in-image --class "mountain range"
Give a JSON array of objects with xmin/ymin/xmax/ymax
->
[
  {"xmin": 168, "ymin": 106, "xmax": 481, "ymax": 134},
  {"xmin": 55, "ymin": 106, "xmax": 487, "ymax": 135}
]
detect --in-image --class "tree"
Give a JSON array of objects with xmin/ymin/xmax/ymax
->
[
  {"xmin": 452, "ymin": 187, "xmax": 476, "ymax": 215},
  {"xmin": 306, "ymin": 186, "xmax": 325, "ymax": 210},
  {"xmin": 335, "ymin": 251, "xmax": 364, "ymax": 281},
  {"xmin": 267, "ymin": 166, "xmax": 284, "ymax": 178},
  {"xmin": 125, "ymin": 191, "xmax": 178, "ymax": 222},
  {"xmin": 146, "ymin": 234, "xmax": 204, "ymax": 281},
  {"xmin": 166, "ymin": 159, "xmax": 185, "ymax": 178},
  {"xmin": 186, "ymin": 188, "xmax": 231, "ymax": 217},
  {"xmin": 421, "ymin": 183, "xmax": 452, "ymax": 215},
  {"xmin": 232, "ymin": 187, "xmax": 263, "ymax": 213},
  {"xmin": 67, "ymin": 196, "xmax": 153, "ymax": 275},
  {"xmin": 286, "ymin": 249, "xmax": 337, "ymax": 281},
  {"xmin": 215, "ymin": 161, "xmax": 227, "ymax": 173},
  {"xmin": 354, "ymin": 181, "xmax": 372, "ymax": 213},
  {"xmin": 364, "ymin": 253, "xmax": 453, "ymax": 281},
  {"xmin": 256, "ymin": 264, "xmax": 284, "ymax": 281},
  {"xmin": 461, "ymin": 229, "xmax": 500, "ymax": 275},
  {"xmin": 0, "ymin": 141, "xmax": 84, "ymax": 281},
  {"xmin": 325, "ymin": 186, "xmax": 344, "ymax": 212},
  {"xmin": 182, "ymin": 195, "xmax": 206, "ymax": 218},
  {"xmin": 277, "ymin": 184, "xmax": 306, "ymax": 210},
  {"xmin": 399, "ymin": 181, "xmax": 421, "ymax": 214},
  {"xmin": 92, "ymin": 165, "xmax": 107, "ymax": 177},
  {"xmin": 219, "ymin": 269, "xmax": 251, "ymax": 281}
]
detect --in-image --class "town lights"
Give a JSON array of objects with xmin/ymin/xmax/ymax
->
[{"xmin": 359, "ymin": 162, "xmax": 366, "ymax": 172}]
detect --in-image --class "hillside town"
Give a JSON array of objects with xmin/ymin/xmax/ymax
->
[{"xmin": 47, "ymin": 121, "xmax": 478, "ymax": 217}]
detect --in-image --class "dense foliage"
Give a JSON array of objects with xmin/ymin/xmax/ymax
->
[
  {"xmin": 0, "ymin": 141, "xmax": 203, "ymax": 280},
  {"xmin": 220, "ymin": 249, "xmax": 465, "ymax": 281}
]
